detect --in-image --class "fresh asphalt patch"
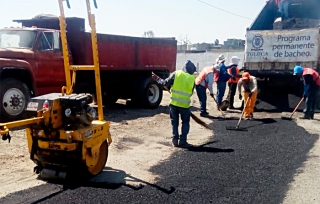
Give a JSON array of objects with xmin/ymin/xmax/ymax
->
[{"xmin": 0, "ymin": 118, "xmax": 318, "ymax": 204}]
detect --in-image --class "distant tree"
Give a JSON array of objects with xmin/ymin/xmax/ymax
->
[{"xmin": 143, "ymin": 31, "xmax": 154, "ymax": 38}]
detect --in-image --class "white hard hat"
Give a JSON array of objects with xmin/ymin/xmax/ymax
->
[{"xmin": 230, "ymin": 56, "xmax": 240, "ymax": 65}]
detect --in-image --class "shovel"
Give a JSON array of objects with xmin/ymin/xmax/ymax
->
[
  {"xmin": 281, "ymin": 97, "xmax": 304, "ymax": 120},
  {"xmin": 226, "ymin": 96, "xmax": 250, "ymax": 131},
  {"xmin": 211, "ymin": 94, "xmax": 226, "ymax": 118}
]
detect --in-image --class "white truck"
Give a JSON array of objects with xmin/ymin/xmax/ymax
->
[{"xmin": 244, "ymin": 0, "xmax": 320, "ymax": 96}]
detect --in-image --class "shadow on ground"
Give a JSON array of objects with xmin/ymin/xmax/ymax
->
[
  {"xmin": 0, "ymin": 167, "xmax": 175, "ymax": 204},
  {"xmin": 0, "ymin": 119, "xmax": 318, "ymax": 204},
  {"xmin": 103, "ymin": 102, "xmax": 170, "ymax": 122}
]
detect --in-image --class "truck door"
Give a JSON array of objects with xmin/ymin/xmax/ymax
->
[{"xmin": 34, "ymin": 31, "xmax": 65, "ymax": 95}]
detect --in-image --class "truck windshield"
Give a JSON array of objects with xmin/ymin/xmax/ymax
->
[{"xmin": 0, "ymin": 30, "xmax": 36, "ymax": 49}]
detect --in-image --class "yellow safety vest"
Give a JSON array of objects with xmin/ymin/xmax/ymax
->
[{"xmin": 170, "ymin": 70, "xmax": 195, "ymax": 108}]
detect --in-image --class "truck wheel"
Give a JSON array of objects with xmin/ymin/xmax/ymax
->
[
  {"xmin": 0, "ymin": 78, "xmax": 30, "ymax": 122},
  {"xmin": 138, "ymin": 77, "xmax": 163, "ymax": 109}
]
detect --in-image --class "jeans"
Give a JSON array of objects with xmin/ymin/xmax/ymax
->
[
  {"xmin": 216, "ymin": 81, "xmax": 227, "ymax": 106},
  {"xmin": 227, "ymin": 83, "xmax": 237, "ymax": 107},
  {"xmin": 196, "ymin": 84, "xmax": 207, "ymax": 113},
  {"xmin": 170, "ymin": 104, "xmax": 191, "ymax": 143},
  {"xmin": 304, "ymin": 88, "xmax": 319, "ymax": 118},
  {"xmin": 278, "ymin": 0, "xmax": 289, "ymax": 19}
]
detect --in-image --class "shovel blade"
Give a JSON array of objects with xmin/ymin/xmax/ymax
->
[
  {"xmin": 281, "ymin": 112, "xmax": 293, "ymax": 120},
  {"xmin": 226, "ymin": 126, "xmax": 248, "ymax": 131}
]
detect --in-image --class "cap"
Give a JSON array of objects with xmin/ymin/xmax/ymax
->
[{"xmin": 242, "ymin": 72, "xmax": 250, "ymax": 80}]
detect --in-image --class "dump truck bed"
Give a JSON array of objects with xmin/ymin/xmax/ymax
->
[{"xmin": 13, "ymin": 17, "xmax": 177, "ymax": 73}]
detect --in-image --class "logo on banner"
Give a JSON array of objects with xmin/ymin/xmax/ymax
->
[{"xmin": 252, "ymin": 34, "xmax": 264, "ymax": 49}]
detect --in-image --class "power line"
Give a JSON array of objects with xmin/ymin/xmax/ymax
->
[{"xmin": 196, "ymin": 0, "xmax": 253, "ymax": 20}]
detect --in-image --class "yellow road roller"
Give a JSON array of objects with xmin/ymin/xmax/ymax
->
[{"xmin": 0, "ymin": 0, "xmax": 112, "ymax": 180}]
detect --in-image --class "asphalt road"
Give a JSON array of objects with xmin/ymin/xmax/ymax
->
[{"xmin": 0, "ymin": 115, "xmax": 318, "ymax": 204}]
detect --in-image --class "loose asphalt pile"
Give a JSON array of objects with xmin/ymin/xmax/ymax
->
[
  {"xmin": 1, "ymin": 116, "xmax": 318, "ymax": 204},
  {"xmin": 255, "ymin": 92, "xmax": 305, "ymax": 112}
]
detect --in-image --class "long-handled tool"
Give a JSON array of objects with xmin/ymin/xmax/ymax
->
[
  {"xmin": 226, "ymin": 96, "xmax": 250, "ymax": 131},
  {"xmin": 152, "ymin": 72, "xmax": 212, "ymax": 130},
  {"xmin": 281, "ymin": 97, "xmax": 304, "ymax": 120},
  {"xmin": 220, "ymin": 83, "xmax": 234, "ymax": 111},
  {"xmin": 211, "ymin": 94, "xmax": 226, "ymax": 118}
]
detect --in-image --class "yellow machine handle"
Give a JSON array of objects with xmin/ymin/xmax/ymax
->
[
  {"xmin": 0, "ymin": 116, "xmax": 44, "ymax": 143},
  {"xmin": 58, "ymin": 0, "xmax": 104, "ymax": 121}
]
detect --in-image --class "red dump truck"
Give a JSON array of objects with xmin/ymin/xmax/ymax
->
[{"xmin": 0, "ymin": 16, "xmax": 177, "ymax": 122}]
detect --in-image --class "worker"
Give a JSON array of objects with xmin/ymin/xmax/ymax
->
[
  {"xmin": 237, "ymin": 72, "xmax": 258, "ymax": 120},
  {"xmin": 276, "ymin": 0, "xmax": 290, "ymax": 19},
  {"xmin": 293, "ymin": 65, "xmax": 320, "ymax": 119},
  {"xmin": 215, "ymin": 54, "xmax": 233, "ymax": 110},
  {"xmin": 226, "ymin": 56, "xmax": 241, "ymax": 109},
  {"xmin": 152, "ymin": 60, "xmax": 197, "ymax": 148},
  {"xmin": 195, "ymin": 64, "xmax": 220, "ymax": 117}
]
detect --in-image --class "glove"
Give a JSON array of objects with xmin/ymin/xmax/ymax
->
[
  {"xmin": 249, "ymin": 92, "xmax": 253, "ymax": 97},
  {"xmin": 239, "ymin": 94, "xmax": 242, "ymax": 100},
  {"xmin": 210, "ymin": 93, "xmax": 214, "ymax": 98}
]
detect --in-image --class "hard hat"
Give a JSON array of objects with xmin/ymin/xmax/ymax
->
[
  {"xmin": 242, "ymin": 72, "xmax": 250, "ymax": 80},
  {"xmin": 293, "ymin": 65, "xmax": 303, "ymax": 75},
  {"xmin": 230, "ymin": 56, "xmax": 240, "ymax": 65}
]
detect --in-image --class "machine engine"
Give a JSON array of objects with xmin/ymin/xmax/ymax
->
[{"xmin": 60, "ymin": 94, "xmax": 97, "ymax": 129}]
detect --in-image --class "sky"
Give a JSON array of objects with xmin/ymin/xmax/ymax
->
[{"xmin": 0, "ymin": 0, "xmax": 267, "ymax": 44}]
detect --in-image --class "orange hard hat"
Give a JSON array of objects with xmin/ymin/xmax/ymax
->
[{"xmin": 242, "ymin": 72, "xmax": 250, "ymax": 80}]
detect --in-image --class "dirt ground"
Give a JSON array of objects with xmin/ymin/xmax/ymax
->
[{"xmin": 0, "ymin": 86, "xmax": 319, "ymax": 203}]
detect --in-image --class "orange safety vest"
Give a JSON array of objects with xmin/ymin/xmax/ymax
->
[
  {"xmin": 227, "ymin": 66, "xmax": 240, "ymax": 83},
  {"xmin": 195, "ymin": 66, "xmax": 213, "ymax": 88},
  {"xmin": 303, "ymin": 68, "xmax": 320, "ymax": 86}
]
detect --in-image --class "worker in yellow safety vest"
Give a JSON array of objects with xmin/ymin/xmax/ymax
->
[
  {"xmin": 152, "ymin": 60, "xmax": 196, "ymax": 148},
  {"xmin": 237, "ymin": 72, "xmax": 258, "ymax": 120}
]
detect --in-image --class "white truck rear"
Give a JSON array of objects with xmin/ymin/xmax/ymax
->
[
  {"xmin": 245, "ymin": 28, "xmax": 319, "ymax": 74},
  {"xmin": 244, "ymin": 0, "xmax": 320, "ymax": 95}
]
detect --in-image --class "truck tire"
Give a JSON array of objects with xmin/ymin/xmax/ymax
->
[
  {"xmin": 138, "ymin": 77, "xmax": 163, "ymax": 109},
  {"xmin": 0, "ymin": 78, "xmax": 31, "ymax": 122}
]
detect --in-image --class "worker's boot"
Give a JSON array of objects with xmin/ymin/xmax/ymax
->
[
  {"xmin": 250, "ymin": 113, "xmax": 254, "ymax": 120},
  {"xmin": 200, "ymin": 112, "xmax": 209, "ymax": 117},
  {"xmin": 179, "ymin": 141, "xmax": 193, "ymax": 148},
  {"xmin": 228, "ymin": 105, "xmax": 235, "ymax": 110},
  {"xmin": 172, "ymin": 138, "xmax": 179, "ymax": 147}
]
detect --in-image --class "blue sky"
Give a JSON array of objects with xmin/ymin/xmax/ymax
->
[{"xmin": 0, "ymin": 0, "xmax": 266, "ymax": 44}]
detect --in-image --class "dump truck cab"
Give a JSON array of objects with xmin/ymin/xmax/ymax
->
[{"xmin": 0, "ymin": 26, "xmax": 69, "ymax": 121}]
